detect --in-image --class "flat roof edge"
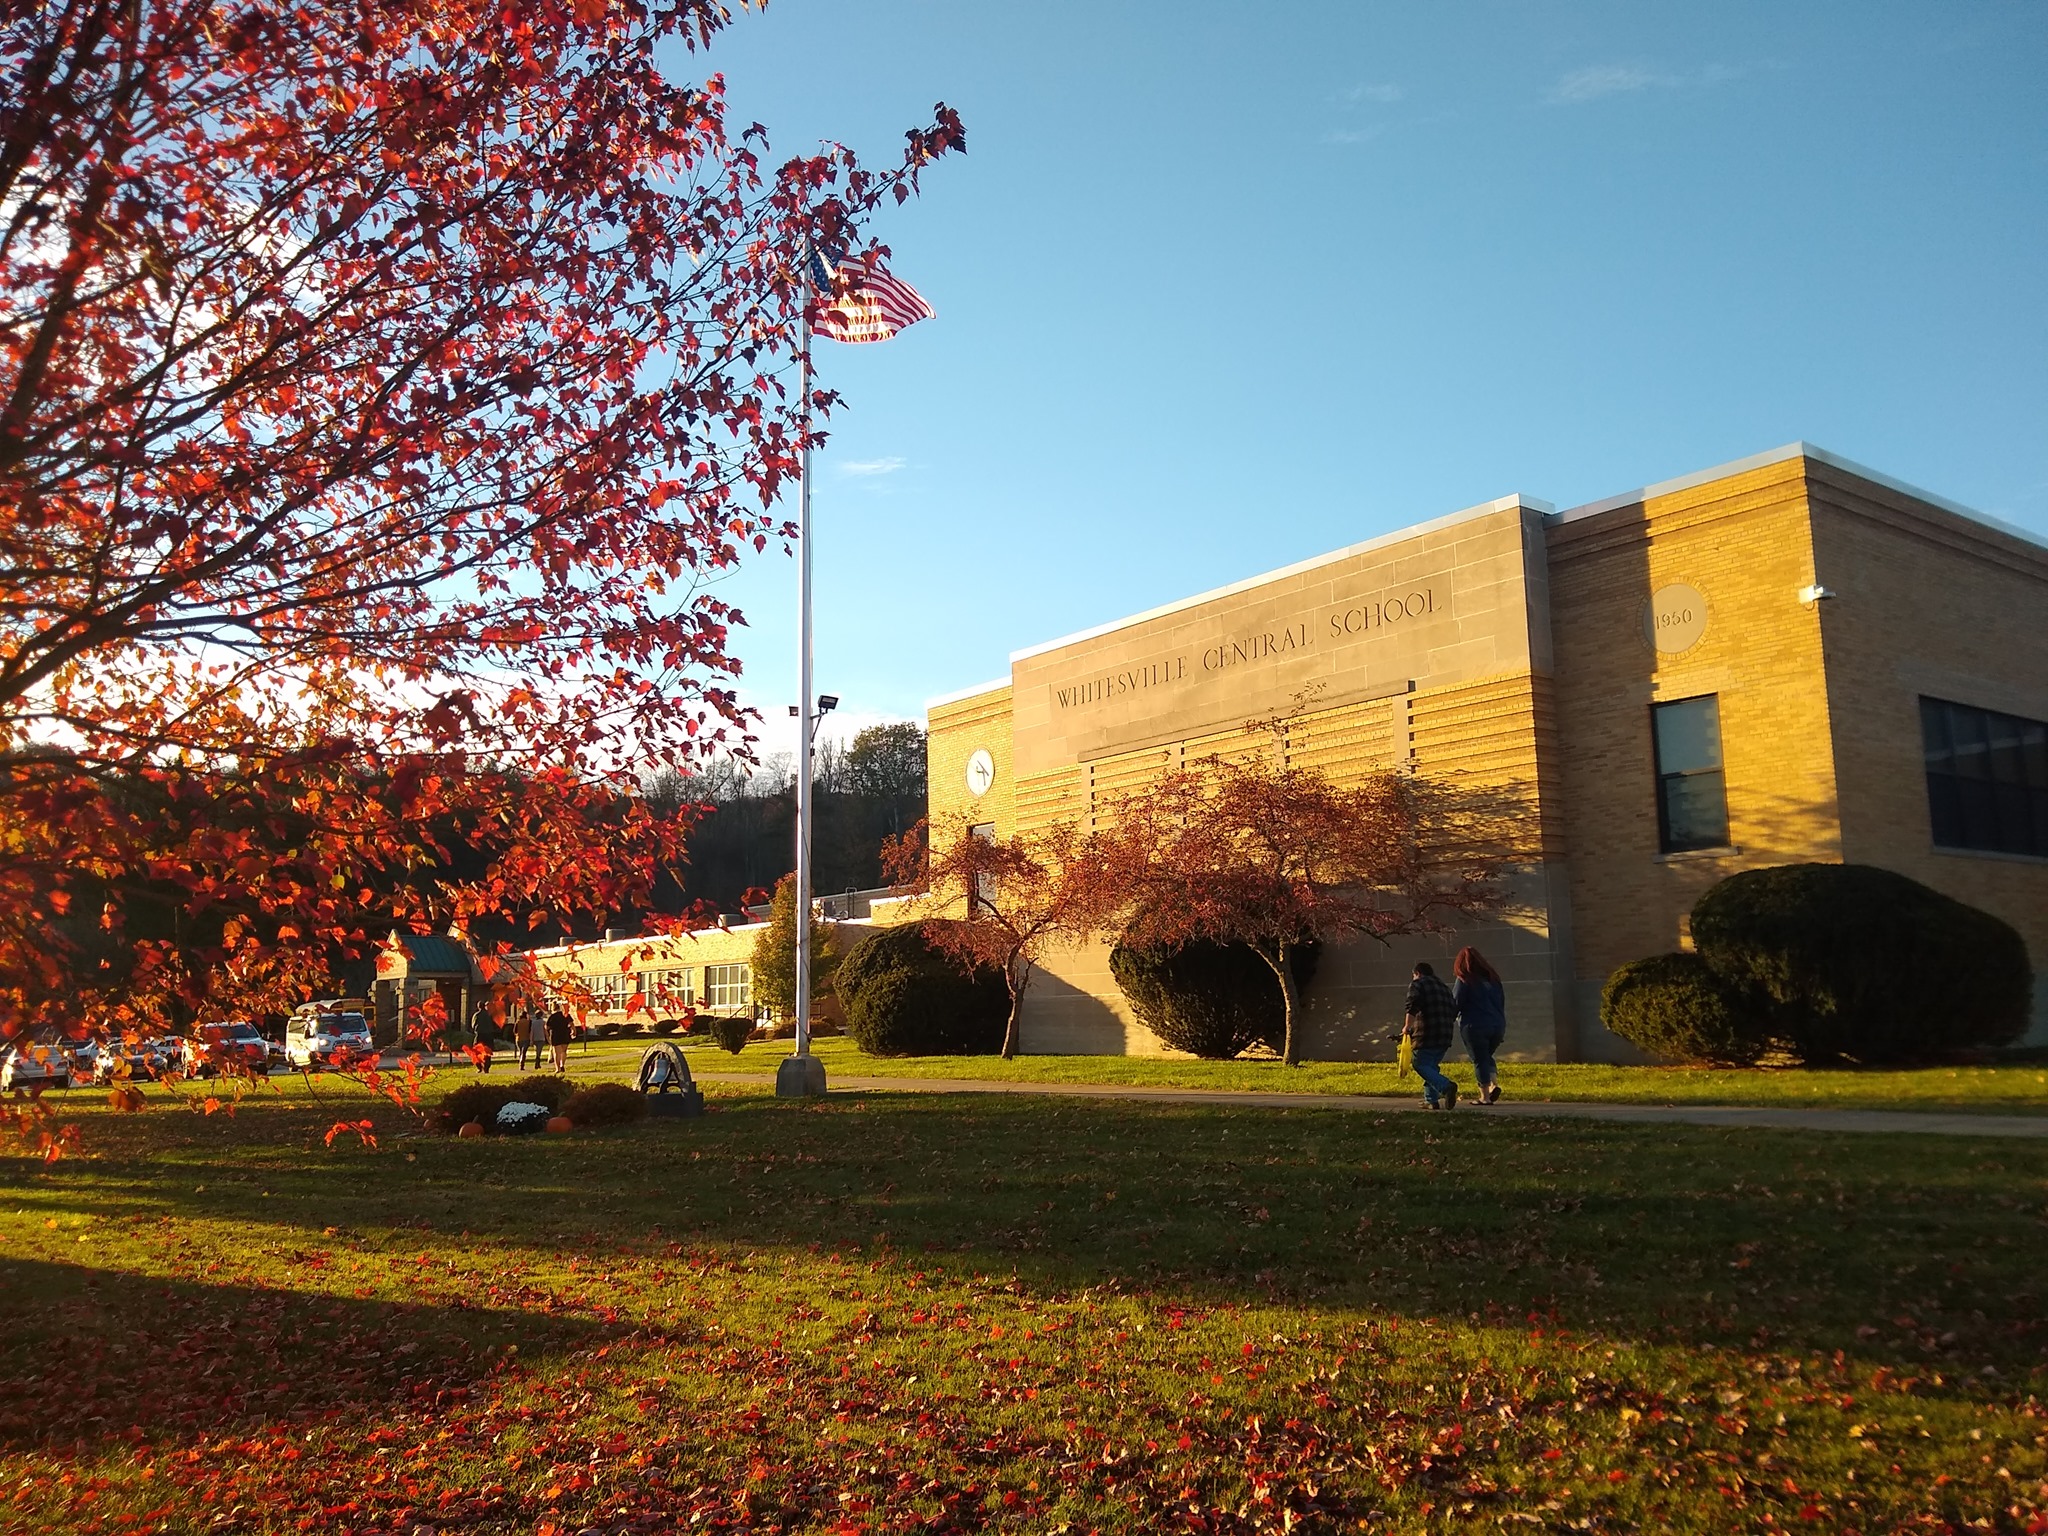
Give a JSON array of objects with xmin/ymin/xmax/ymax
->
[
  {"xmin": 1008, "ymin": 493, "xmax": 1553, "ymax": 664},
  {"xmin": 1549, "ymin": 441, "xmax": 2048, "ymax": 553},
  {"xmin": 924, "ymin": 677, "xmax": 1011, "ymax": 711}
]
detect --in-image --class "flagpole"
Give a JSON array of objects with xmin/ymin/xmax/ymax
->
[{"xmin": 779, "ymin": 265, "xmax": 827, "ymax": 1099}]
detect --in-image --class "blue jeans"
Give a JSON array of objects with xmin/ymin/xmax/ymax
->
[
  {"xmin": 1412, "ymin": 1046, "xmax": 1455, "ymax": 1106},
  {"xmin": 1462, "ymin": 1021, "xmax": 1504, "ymax": 1093}
]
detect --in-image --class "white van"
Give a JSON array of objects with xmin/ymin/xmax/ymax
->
[{"xmin": 285, "ymin": 1003, "xmax": 373, "ymax": 1068}]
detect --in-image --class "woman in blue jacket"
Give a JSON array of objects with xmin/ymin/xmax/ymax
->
[{"xmin": 1452, "ymin": 947, "xmax": 1507, "ymax": 1105}]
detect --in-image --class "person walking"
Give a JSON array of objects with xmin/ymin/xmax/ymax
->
[
  {"xmin": 547, "ymin": 1006, "xmax": 573, "ymax": 1073},
  {"xmin": 469, "ymin": 1003, "xmax": 496, "ymax": 1073},
  {"xmin": 1402, "ymin": 960, "xmax": 1460, "ymax": 1110},
  {"xmin": 1452, "ymin": 947, "xmax": 1508, "ymax": 1105},
  {"xmin": 522, "ymin": 1006, "xmax": 547, "ymax": 1071}
]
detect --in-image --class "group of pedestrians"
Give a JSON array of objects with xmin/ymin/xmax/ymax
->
[
  {"xmin": 460, "ymin": 1003, "xmax": 576, "ymax": 1074},
  {"xmin": 1400, "ymin": 946, "xmax": 1508, "ymax": 1111}
]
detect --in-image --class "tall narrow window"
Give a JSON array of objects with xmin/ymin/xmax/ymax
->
[
  {"xmin": 1652, "ymin": 695, "xmax": 1729, "ymax": 853},
  {"xmin": 1921, "ymin": 696, "xmax": 2048, "ymax": 857},
  {"xmin": 969, "ymin": 821, "xmax": 997, "ymax": 913}
]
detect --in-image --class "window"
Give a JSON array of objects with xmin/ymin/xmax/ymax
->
[
  {"xmin": 1920, "ymin": 696, "xmax": 2048, "ymax": 857},
  {"xmin": 1652, "ymin": 695, "xmax": 1730, "ymax": 853},
  {"xmin": 589, "ymin": 972, "xmax": 638, "ymax": 1011},
  {"xmin": 643, "ymin": 967, "xmax": 695, "ymax": 1010},
  {"xmin": 705, "ymin": 964, "xmax": 751, "ymax": 1012},
  {"xmin": 969, "ymin": 821, "xmax": 997, "ymax": 913}
]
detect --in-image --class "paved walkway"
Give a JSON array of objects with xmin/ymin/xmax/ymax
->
[{"xmin": 692, "ymin": 1072, "xmax": 2048, "ymax": 1139}]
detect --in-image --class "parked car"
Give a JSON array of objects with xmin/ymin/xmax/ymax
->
[
  {"xmin": 1, "ymin": 1036, "xmax": 76, "ymax": 1092},
  {"xmin": 182, "ymin": 1022, "xmax": 270, "ymax": 1078},
  {"xmin": 93, "ymin": 1035, "xmax": 172, "ymax": 1085},
  {"xmin": 284, "ymin": 1006, "xmax": 373, "ymax": 1069}
]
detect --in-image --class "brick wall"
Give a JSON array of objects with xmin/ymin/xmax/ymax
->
[
  {"xmin": 1546, "ymin": 459, "xmax": 1844, "ymax": 1059},
  {"xmin": 1807, "ymin": 465, "xmax": 2048, "ymax": 1043}
]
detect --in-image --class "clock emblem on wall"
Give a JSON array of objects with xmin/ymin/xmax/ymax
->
[{"xmin": 965, "ymin": 748, "xmax": 996, "ymax": 798}]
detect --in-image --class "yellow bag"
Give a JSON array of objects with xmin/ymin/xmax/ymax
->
[{"xmin": 1396, "ymin": 1032, "xmax": 1414, "ymax": 1076}]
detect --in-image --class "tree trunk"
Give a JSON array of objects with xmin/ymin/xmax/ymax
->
[
  {"xmin": 1000, "ymin": 954, "xmax": 1030, "ymax": 1060},
  {"xmin": 1260, "ymin": 943, "xmax": 1303, "ymax": 1067}
]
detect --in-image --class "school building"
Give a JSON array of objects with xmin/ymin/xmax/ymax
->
[{"xmin": 922, "ymin": 443, "xmax": 2048, "ymax": 1061}]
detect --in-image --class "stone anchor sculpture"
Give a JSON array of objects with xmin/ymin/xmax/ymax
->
[{"xmin": 636, "ymin": 1041, "xmax": 705, "ymax": 1118}]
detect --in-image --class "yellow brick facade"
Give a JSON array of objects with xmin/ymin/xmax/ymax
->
[
  {"xmin": 923, "ymin": 444, "xmax": 2048, "ymax": 1059},
  {"xmin": 1546, "ymin": 458, "xmax": 1847, "ymax": 1056}
]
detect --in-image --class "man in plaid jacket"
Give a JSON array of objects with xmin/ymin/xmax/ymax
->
[{"xmin": 1403, "ymin": 962, "xmax": 1460, "ymax": 1110}]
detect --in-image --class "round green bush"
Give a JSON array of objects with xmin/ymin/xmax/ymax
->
[
  {"xmin": 1690, "ymin": 863, "xmax": 2033, "ymax": 1064},
  {"xmin": 1108, "ymin": 939, "xmax": 1320, "ymax": 1058},
  {"xmin": 561, "ymin": 1081, "xmax": 647, "ymax": 1128},
  {"xmin": 835, "ymin": 921, "xmax": 1008, "ymax": 1056},
  {"xmin": 651, "ymin": 1019, "xmax": 681, "ymax": 1037},
  {"xmin": 707, "ymin": 1015, "xmax": 753, "ymax": 1053},
  {"xmin": 1600, "ymin": 952, "xmax": 1763, "ymax": 1065},
  {"xmin": 505, "ymin": 1074, "xmax": 574, "ymax": 1112}
]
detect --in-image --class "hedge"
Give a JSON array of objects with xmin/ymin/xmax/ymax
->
[
  {"xmin": 561, "ymin": 1081, "xmax": 647, "ymax": 1128},
  {"xmin": 1690, "ymin": 862, "xmax": 2031, "ymax": 1064},
  {"xmin": 835, "ymin": 921, "xmax": 1008, "ymax": 1056},
  {"xmin": 1108, "ymin": 939, "xmax": 1320, "ymax": 1059},
  {"xmin": 1599, "ymin": 952, "xmax": 1761, "ymax": 1065}
]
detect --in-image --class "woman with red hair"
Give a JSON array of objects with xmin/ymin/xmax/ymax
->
[{"xmin": 1452, "ymin": 947, "xmax": 1507, "ymax": 1105}]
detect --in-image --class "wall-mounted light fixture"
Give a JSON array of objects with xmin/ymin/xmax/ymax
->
[{"xmin": 1798, "ymin": 584, "xmax": 1837, "ymax": 605}]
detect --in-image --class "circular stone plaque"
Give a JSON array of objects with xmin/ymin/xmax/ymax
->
[
  {"xmin": 1643, "ymin": 583, "xmax": 1709, "ymax": 654},
  {"xmin": 965, "ymin": 748, "xmax": 995, "ymax": 797}
]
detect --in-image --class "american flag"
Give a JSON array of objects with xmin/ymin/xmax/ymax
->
[{"xmin": 807, "ymin": 249, "xmax": 935, "ymax": 344}]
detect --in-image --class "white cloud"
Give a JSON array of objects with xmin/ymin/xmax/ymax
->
[
  {"xmin": 1548, "ymin": 64, "xmax": 1677, "ymax": 105},
  {"xmin": 837, "ymin": 456, "xmax": 907, "ymax": 478},
  {"xmin": 1323, "ymin": 127, "xmax": 1384, "ymax": 146},
  {"xmin": 1549, "ymin": 59, "xmax": 1784, "ymax": 106},
  {"xmin": 1343, "ymin": 82, "xmax": 1404, "ymax": 105}
]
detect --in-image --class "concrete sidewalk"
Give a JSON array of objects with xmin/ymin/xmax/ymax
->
[{"xmin": 692, "ymin": 1072, "xmax": 2048, "ymax": 1139}]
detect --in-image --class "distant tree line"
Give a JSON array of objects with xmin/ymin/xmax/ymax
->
[{"xmin": 642, "ymin": 722, "xmax": 928, "ymax": 919}]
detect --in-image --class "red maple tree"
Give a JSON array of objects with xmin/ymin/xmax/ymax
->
[
  {"xmin": 884, "ymin": 817, "xmax": 1124, "ymax": 1060},
  {"xmin": 1106, "ymin": 732, "xmax": 1505, "ymax": 1067},
  {"xmin": 0, "ymin": 1, "xmax": 963, "ymax": 1054}
]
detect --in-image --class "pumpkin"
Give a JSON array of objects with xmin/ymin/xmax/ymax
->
[
  {"xmin": 545, "ymin": 1115, "xmax": 574, "ymax": 1134},
  {"xmin": 457, "ymin": 1120, "xmax": 485, "ymax": 1138}
]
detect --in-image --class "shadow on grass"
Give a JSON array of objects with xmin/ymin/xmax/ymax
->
[
  {"xmin": 0, "ymin": 1254, "xmax": 622, "ymax": 1453},
  {"xmin": 17, "ymin": 1092, "xmax": 2048, "ymax": 1398}
]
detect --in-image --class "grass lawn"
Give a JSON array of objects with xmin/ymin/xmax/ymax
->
[
  {"xmin": 1, "ymin": 1074, "xmax": 2043, "ymax": 1534},
  {"xmin": 555, "ymin": 1034, "xmax": 2048, "ymax": 1115}
]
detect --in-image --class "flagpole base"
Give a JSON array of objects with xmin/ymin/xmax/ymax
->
[{"xmin": 775, "ymin": 1053, "xmax": 828, "ymax": 1099}]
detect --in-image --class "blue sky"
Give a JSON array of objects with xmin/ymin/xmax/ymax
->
[{"xmin": 680, "ymin": 1, "xmax": 2047, "ymax": 752}]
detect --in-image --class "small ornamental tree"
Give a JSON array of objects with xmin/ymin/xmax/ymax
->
[
  {"xmin": 1106, "ymin": 727, "xmax": 1504, "ymax": 1066},
  {"xmin": 882, "ymin": 817, "xmax": 1123, "ymax": 1059},
  {"xmin": 749, "ymin": 872, "xmax": 841, "ymax": 1020}
]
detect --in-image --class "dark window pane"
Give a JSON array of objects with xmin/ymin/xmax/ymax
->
[
  {"xmin": 1660, "ymin": 771, "xmax": 1729, "ymax": 851},
  {"xmin": 1922, "ymin": 696, "xmax": 2048, "ymax": 856},
  {"xmin": 1653, "ymin": 695, "xmax": 1730, "ymax": 853},
  {"xmin": 1653, "ymin": 696, "xmax": 1722, "ymax": 774},
  {"xmin": 1920, "ymin": 697, "xmax": 1954, "ymax": 768}
]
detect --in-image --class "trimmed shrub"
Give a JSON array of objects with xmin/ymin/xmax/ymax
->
[
  {"xmin": 505, "ymin": 1074, "xmax": 574, "ymax": 1112},
  {"xmin": 594, "ymin": 1020, "xmax": 623, "ymax": 1039},
  {"xmin": 1690, "ymin": 863, "xmax": 2033, "ymax": 1064},
  {"xmin": 434, "ymin": 1081, "xmax": 521, "ymax": 1133},
  {"xmin": 1108, "ymin": 939, "xmax": 1321, "ymax": 1059},
  {"xmin": 561, "ymin": 1081, "xmax": 647, "ymax": 1128},
  {"xmin": 707, "ymin": 1015, "xmax": 753, "ymax": 1053},
  {"xmin": 652, "ymin": 1018, "xmax": 681, "ymax": 1037},
  {"xmin": 1600, "ymin": 952, "xmax": 1763, "ymax": 1065},
  {"xmin": 835, "ymin": 921, "xmax": 1008, "ymax": 1056}
]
